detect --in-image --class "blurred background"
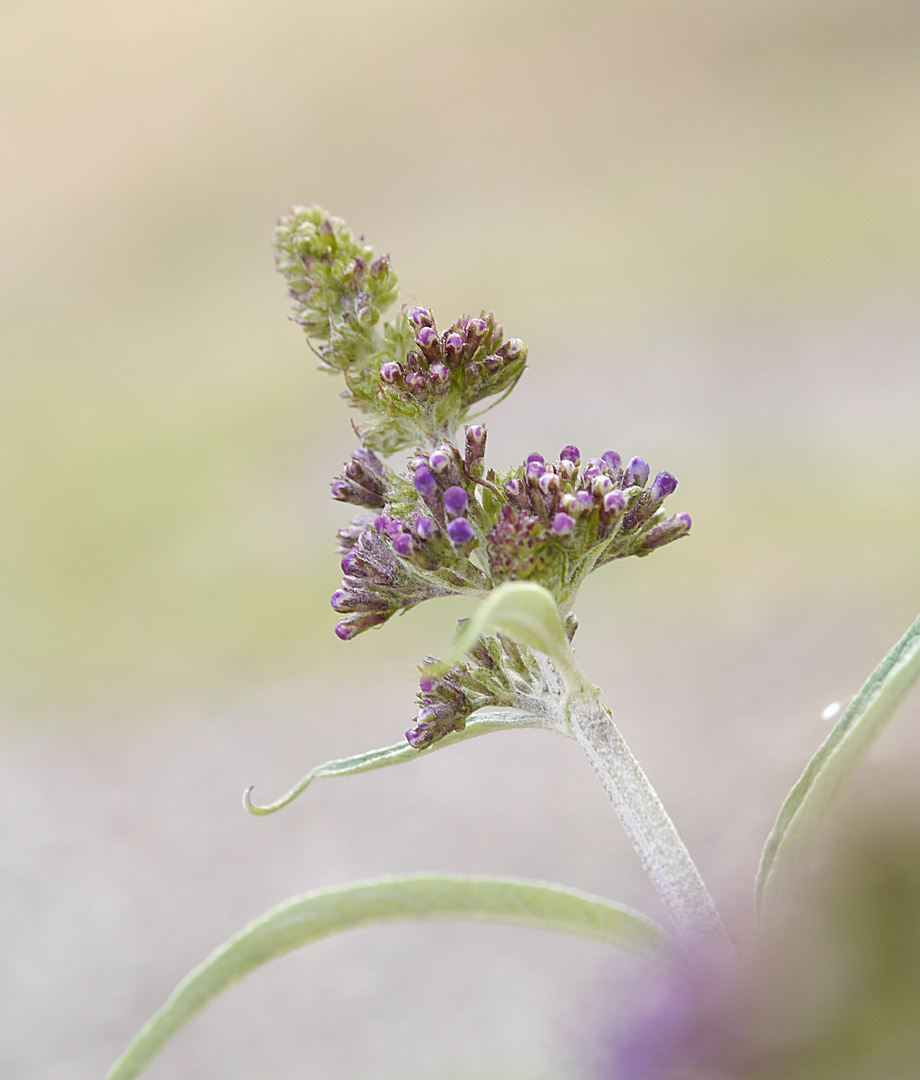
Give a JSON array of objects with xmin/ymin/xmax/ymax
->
[{"xmin": 3, "ymin": 1, "xmax": 920, "ymax": 1077}]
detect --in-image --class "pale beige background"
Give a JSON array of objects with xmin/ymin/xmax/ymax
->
[{"xmin": 3, "ymin": 2, "xmax": 920, "ymax": 1077}]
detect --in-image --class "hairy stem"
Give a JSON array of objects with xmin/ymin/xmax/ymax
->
[{"xmin": 562, "ymin": 664, "xmax": 729, "ymax": 949}]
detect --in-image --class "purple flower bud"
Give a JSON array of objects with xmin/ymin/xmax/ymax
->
[
  {"xmin": 447, "ymin": 518, "xmax": 475, "ymax": 546},
  {"xmin": 602, "ymin": 450, "xmax": 622, "ymax": 471},
  {"xmin": 466, "ymin": 423, "xmax": 485, "ymax": 446},
  {"xmin": 468, "ymin": 317, "xmax": 488, "ymax": 339},
  {"xmin": 603, "ymin": 490, "xmax": 627, "ymax": 514},
  {"xmin": 392, "ymin": 532, "xmax": 413, "ymax": 557},
  {"xmin": 418, "ymin": 674, "xmax": 439, "ymax": 694},
  {"xmin": 560, "ymin": 493, "xmax": 577, "ymax": 512},
  {"xmin": 416, "ymin": 325, "xmax": 438, "ymax": 350},
  {"xmin": 505, "ymin": 478, "xmax": 523, "ymax": 500},
  {"xmin": 526, "ymin": 452, "xmax": 545, "ymax": 466},
  {"xmin": 334, "ymin": 611, "xmax": 388, "ymax": 640},
  {"xmin": 409, "ymin": 306, "xmax": 434, "ymax": 329},
  {"xmin": 539, "ymin": 472, "xmax": 560, "ymax": 496},
  {"xmin": 575, "ymin": 491, "xmax": 595, "ymax": 512},
  {"xmin": 592, "ymin": 475, "xmax": 613, "ymax": 497},
  {"xmin": 405, "ymin": 723, "xmax": 432, "ymax": 749},
  {"xmin": 499, "ymin": 337, "xmax": 525, "ymax": 360},
  {"xmin": 445, "ymin": 331, "xmax": 464, "ymax": 352},
  {"xmin": 625, "ymin": 456, "xmax": 650, "ymax": 487},
  {"xmin": 428, "ymin": 363, "xmax": 450, "ymax": 386},
  {"xmin": 341, "ymin": 549, "xmax": 362, "ymax": 575},
  {"xmin": 650, "ymin": 470, "xmax": 678, "ymax": 501},
  {"xmin": 331, "ymin": 480, "xmax": 351, "ymax": 501},
  {"xmin": 526, "ymin": 460, "xmax": 545, "ymax": 482},
  {"xmin": 560, "ymin": 445, "xmax": 581, "ymax": 464},
  {"xmin": 443, "ymin": 485, "xmax": 468, "ymax": 518},
  {"xmin": 380, "ymin": 361, "xmax": 401, "ymax": 383},
  {"xmin": 385, "ymin": 520, "xmax": 403, "ymax": 537},
  {"xmin": 414, "ymin": 466, "xmax": 439, "ymax": 498},
  {"xmin": 330, "ymin": 589, "xmax": 350, "ymax": 612},
  {"xmin": 428, "ymin": 449, "xmax": 451, "ymax": 474},
  {"xmin": 675, "ymin": 512, "xmax": 691, "ymax": 529},
  {"xmin": 374, "ymin": 515, "xmax": 389, "ymax": 533},
  {"xmin": 552, "ymin": 512, "xmax": 575, "ymax": 537},
  {"xmin": 415, "ymin": 516, "xmax": 437, "ymax": 539},
  {"xmin": 405, "ymin": 371, "xmax": 427, "ymax": 396}
]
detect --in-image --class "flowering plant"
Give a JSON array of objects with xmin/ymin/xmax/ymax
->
[{"xmin": 105, "ymin": 208, "xmax": 920, "ymax": 1079}]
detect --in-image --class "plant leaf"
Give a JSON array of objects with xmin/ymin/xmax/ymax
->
[
  {"xmin": 755, "ymin": 611, "xmax": 920, "ymax": 914},
  {"xmin": 244, "ymin": 709, "xmax": 555, "ymax": 814},
  {"xmin": 429, "ymin": 581, "xmax": 575, "ymax": 680},
  {"xmin": 105, "ymin": 874, "xmax": 673, "ymax": 1080}
]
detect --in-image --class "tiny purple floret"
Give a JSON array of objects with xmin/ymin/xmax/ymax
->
[
  {"xmin": 409, "ymin": 306, "xmax": 433, "ymax": 328},
  {"xmin": 416, "ymin": 326, "xmax": 438, "ymax": 349},
  {"xmin": 560, "ymin": 445, "xmax": 581, "ymax": 464},
  {"xmin": 330, "ymin": 589, "xmax": 350, "ymax": 612},
  {"xmin": 428, "ymin": 449, "xmax": 451, "ymax": 474},
  {"xmin": 626, "ymin": 456, "xmax": 650, "ymax": 487},
  {"xmin": 379, "ymin": 361, "xmax": 401, "ymax": 382},
  {"xmin": 675, "ymin": 512, "xmax": 692, "ymax": 530},
  {"xmin": 374, "ymin": 515, "xmax": 389, "ymax": 533},
  {"xmin": 466, "ymin": 423, "xmax": 485, "ymax": 444},
  {"xmin": 447, "ymin": 518, "xmax": 475, "ymax": 546},
  {"xmin": 415, "ymin": 516, "xmax": 437, "ymax": 539},
  {"xmin": 526, "ymin": 452, "xmax": 545, "ymax": 466},
  {"xmin": 552, "ymin": 512, "xmax": 575, "ymax": 536},
  {"xmin": 429, "ymin": 363, "xmax": 450, "ymax": 384},
  {"xmin": 445, "ymin": 332, "xmax": 464, "ymax": 351},
  {"xmin": 603, "ymin": 490, "xmax": 627, "ymax": 514},
  {"xmin": 392, "ymin": 532, "xmax": 413, "ymax": 557},
  {"xmin": 650, "ymin": 470, "xmax": 678, "ymax": 501},
  {"xmin": 331, "ymin": 480, "xmax": 351, "ymax": 500},
  {"xmin": 414, "ymin": 466, "xmax": 439, "ymax": 498},
  {"xmin": 443, "ymin": 486, "xmax": 468, "ymax": 518},
  {"xmin": 602, "ymin": 450, "xmax": 622, "ymax": 471}
]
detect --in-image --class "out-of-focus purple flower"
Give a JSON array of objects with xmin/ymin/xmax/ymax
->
[
  {"xmin": 447, "ymin": 517, "xmax": 475, "ymax": 546},
  {"xmin": 443, "ymin": 486, "xmax": 468, "ymax": 518}
]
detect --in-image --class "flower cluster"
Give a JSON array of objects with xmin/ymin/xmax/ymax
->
[
  {"xmin": 276, "ymin": 206, "xmax": 692, "ymax": 747},
  {"xmin": 407, "ymin": 628, "xmax": 568, "ymax": 749},
  {"xmin": 329, "ymin": 425, "xmax": 689, "ymax": 642},
  {"xmin": 275, "ymin": 206, "xmax": 526, "ymax": 454}
]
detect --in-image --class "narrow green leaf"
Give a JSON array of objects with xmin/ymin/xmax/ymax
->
[
  {"xmin": 105, "ymin": 874, "xmax": 673, "ymax": 1080},
  {"xmin": 244, "ymin": 710, "xmax": 555, "ymax": 814},
  {"xmin": 755, "ymin": 612, "xmax": 920, "ymax": 913},
  {"xmin": 429, "ymin": 581, "xmax": 575, "ymax": 681}
]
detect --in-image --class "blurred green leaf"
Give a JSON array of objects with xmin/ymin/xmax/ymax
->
[
  {"xmin": 756, "ymin": 611, "xmax": 920, "ymax": 914},
  {"xmin": 105, "ymin": 873, "xmax": 673, "ymax": 1080}
]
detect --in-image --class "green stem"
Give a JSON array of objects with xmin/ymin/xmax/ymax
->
[{"xmin": 561, "ymin": 656, "xmax": 729, "ymax": 949}]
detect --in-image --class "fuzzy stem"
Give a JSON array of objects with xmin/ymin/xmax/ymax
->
[{"xmin": 562, "ymin": 672, "xmax": 729, "ymax": 950}]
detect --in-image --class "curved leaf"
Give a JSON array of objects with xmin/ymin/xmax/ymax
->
[
  {"xmin": 755, "ymin": 612, "xmax": 920, "ymax": 913},
  {"xmin": 244, "ymin": 709, "xmax": 555, "ymax": 814},
  {"xmin": 429, "ymin": 581, "xmax": 575, "ymax": 682},
  {"xmin": 105, "ymin": 874, "xmax": 673, "ymax": 1080}
]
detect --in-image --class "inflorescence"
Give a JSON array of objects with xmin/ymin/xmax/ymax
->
[{"xmin": 276, "ymin": 206, "xmax": 691, "ymax": 747}]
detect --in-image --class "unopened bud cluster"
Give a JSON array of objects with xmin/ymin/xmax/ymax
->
[
  {"xmin": 407, "ymin": 629, "xmax": 566, "ymax": 749},
  {"xmin": 276, "ymin": 207, "xmax": 692, "ymax": 747},
  {"xmin": 275, "ymin": 207, "xmax": 525, "ymax": 454},
  {"xmin": 330, "ymin": 426, "xmax": 689, "ymax": 640}
]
